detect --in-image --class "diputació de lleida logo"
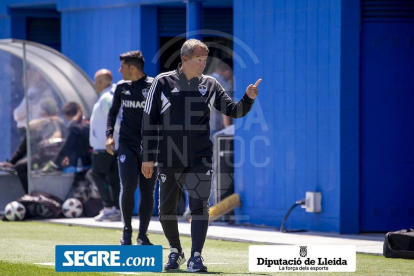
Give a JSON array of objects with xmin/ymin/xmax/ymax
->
[{"xmin": 300, "ymin": 246, "xmax": 307, "ymax": 258}]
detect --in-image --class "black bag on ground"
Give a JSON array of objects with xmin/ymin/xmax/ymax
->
[
  {"xmin": 383, "ymin": 229, "xmax": 414, "ymax": 259},
  {"xmin": 18, "ymin": 191, "xmax": 63, "ymax": 219}
]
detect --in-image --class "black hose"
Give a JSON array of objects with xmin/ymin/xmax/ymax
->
[{"xmin": 280, "ymin": 199, "xmax": 306, "ymax": 233}]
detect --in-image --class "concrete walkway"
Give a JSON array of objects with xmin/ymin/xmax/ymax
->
[{"xmin": 43, "ymin": 217, "xmax": 385, "ymax": 255}]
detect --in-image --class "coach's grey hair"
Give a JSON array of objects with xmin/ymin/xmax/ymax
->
[{"xmin": 181, "ymin": 39, "xmax": 209, "ymax": 59}]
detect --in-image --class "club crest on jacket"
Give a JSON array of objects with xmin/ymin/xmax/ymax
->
[
  {"xmin": 120, "ymin": 155, "xmax": 126, "ymax": 163},
  {"xmin": 142, "ymin": 89, "xmax": 149, "ymax": 98},
  {"xmin": 198, "ymin": 85, "xmax": 207, "ymax": 95}
]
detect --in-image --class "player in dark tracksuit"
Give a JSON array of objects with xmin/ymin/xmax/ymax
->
[
  {"xmin": 106, "ymin": 51, "xmax": 157, "ymax": 245},
  {"xmin": 141, "ymin": 39, "xmax": 261, "ymax": 272}
]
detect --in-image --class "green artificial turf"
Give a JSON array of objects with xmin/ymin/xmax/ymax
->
[{"xmin": 0, "ymin": 221, "xmax": 413, "ymax": 275}]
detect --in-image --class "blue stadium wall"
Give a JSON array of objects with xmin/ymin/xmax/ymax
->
[
  {"xmin": 232, "ymin": 0, "xmax": 360, "ymax": 233},
  {"xmin": 1, "ymin": 0, "xmax": 413, "ymax": 234}
]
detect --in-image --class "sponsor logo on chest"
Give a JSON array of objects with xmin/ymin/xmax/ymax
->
[{"xmin": 122, "ymin": 100, "xmax": 146, "ymax": 109}]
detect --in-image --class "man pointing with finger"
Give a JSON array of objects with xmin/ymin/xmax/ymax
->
[{"xmin": 142, "ymin": 39, "xmax": 260, "ymax": 272}]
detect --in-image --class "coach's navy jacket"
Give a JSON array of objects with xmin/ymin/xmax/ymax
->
[{"xmin": 142, "ymin": 65, "xmax": 254, "ymax": 167}]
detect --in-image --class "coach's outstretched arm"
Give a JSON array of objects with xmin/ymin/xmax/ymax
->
[
  {"xmin": 214, "ymin": 78, "xmax": 261, "ymax": 118},
  {"xmin": 141, "ymin": 77, "xmax": 162, "ymax": 179}
]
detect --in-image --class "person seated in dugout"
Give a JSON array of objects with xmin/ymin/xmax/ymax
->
[
  {"xmin": 42, "ymin": 102, "xmax": 92, "ymax": 173},
  {"xmin": 13, "ymin": 67, "xmax": 56, "ymax": 142},
  {"xmin": 0, "ymin": 98, "xmax": 67, "ymax": 193}
]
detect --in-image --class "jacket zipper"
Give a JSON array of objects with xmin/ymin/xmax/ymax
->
[{"xmin": 188, "ymin": 81, "xmax": 193, "ymax": 166}]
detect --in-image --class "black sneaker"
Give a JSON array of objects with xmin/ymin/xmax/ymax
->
[
  {"xmin": 120, "ymin": 228, "xmax": 132, "ymax": 245},
  {"xmin": 187, "ymin": 252, "xmax": 207, "ymax": 272},
  {"xmin": 164, "ymin": 248, "xmax": 186, "ymax": 271},
  {"xmin": 136, "ymin": 233, "xmax": 153, "ymax": 245}
]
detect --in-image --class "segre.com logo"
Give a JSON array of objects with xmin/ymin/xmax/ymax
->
[{"xmin": 55, "ymin": 245, "xmax": 162, "ymax": 272}]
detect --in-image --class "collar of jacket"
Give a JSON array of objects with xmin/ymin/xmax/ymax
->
[
  {"xmin": 131, "ymin": 73, "xmax": 148, "ymax": 87},
  {"xmin": 176, "ymin": 63, "xmax": 202, "ymax": 83}
]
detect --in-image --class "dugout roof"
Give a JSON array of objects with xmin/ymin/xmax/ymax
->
[{"xmin": 0, "ymin": 39, "xmax": 96, "ymax": 117}]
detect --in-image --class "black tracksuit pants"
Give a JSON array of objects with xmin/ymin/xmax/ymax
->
[
  {"xmin": 92, "ymin": 151, "xmax": 120, "ymax": 208},
  {"xmin": 118, "ymin": 143, "xmax": 157, "ymax": 234},
  {"xmin": 158, "ymin": 163, "xmax": 212, "ymax": 256}
]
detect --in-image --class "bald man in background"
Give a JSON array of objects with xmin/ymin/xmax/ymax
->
[{"xmin": 90, "ymin": 69, "xmax": 121, "ymax": 221}]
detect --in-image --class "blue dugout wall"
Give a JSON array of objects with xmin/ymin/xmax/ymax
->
[{"xmin": 59, "ymin": 1, "xmax": 158, "ymax": 80}]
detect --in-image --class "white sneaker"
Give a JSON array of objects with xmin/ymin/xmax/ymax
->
[{"xmin": 94, "ymin": 207, "xmax": 121, "ymax": 221}]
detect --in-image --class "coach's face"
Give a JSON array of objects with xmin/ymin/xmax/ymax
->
[
  {"xmin": 119, "ymin": 60, "xmax": 132, "ymax": 80},
  {"xmin": 184, "ymin": 46, "xmax": 208, "ymax": 78}
]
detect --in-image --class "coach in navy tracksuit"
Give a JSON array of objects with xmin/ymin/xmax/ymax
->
[
  {"xmin": 106, "ymin": 51, "xmax": 157, "ymax": 246},
  {"xmin": 141, "ymin": 39, "xmax": 261, "ymax": 272}
]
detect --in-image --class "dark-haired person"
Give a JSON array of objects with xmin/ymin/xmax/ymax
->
[
  {"xmin": 42, "ymin": 102, "xmax": 92, "ymax": 172},
  {"xmin": 141, "ymin": 39, "xmax": 261, "ymax": 272},
  {"xmin": 106, "ymin": 51, "xmax": 157, "ymax": 245},
  {"xmin": 0, "ymin": 98, "xmax": 66, "ymax": 193}
]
